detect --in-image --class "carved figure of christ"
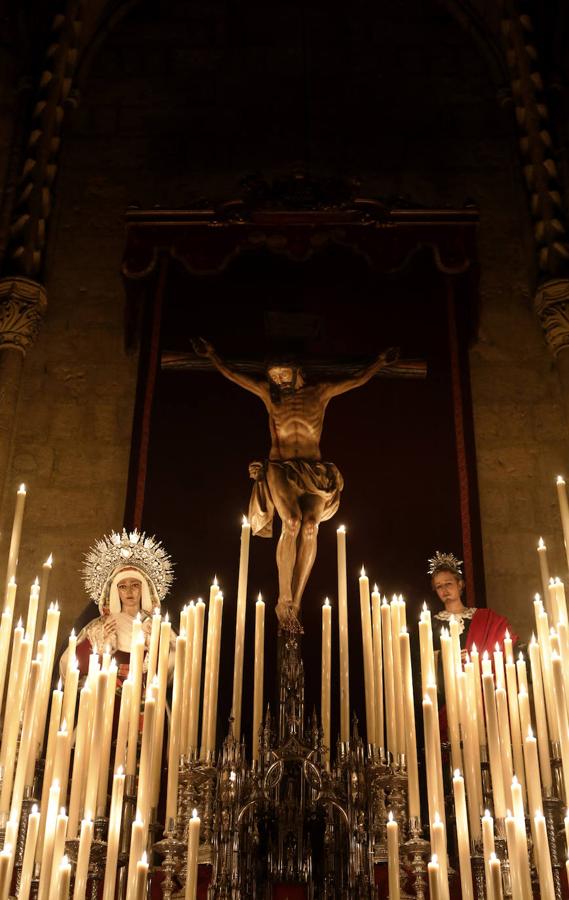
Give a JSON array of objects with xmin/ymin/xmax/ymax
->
[{"xmin": 191, "ymin": 339, "xmax": 422, "ymax": 625}]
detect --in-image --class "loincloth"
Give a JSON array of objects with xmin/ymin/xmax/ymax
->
[{"xmin": 248, "ymin": 459, "xmax": 344, "ymax": 537}]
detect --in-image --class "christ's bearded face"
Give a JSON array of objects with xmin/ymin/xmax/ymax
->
[{"xmin": 267, "ymin": 366, "xmax": 304, "ymax": 392}]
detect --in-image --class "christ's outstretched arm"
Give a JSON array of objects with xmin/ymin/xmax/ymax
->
[
  {"xmin": 321, "ymin": 347, "xmax": 400, "ymax": 399},
  {"xmin": 192, "ymin": 338, "xmax": 268, "ymax": 400}
]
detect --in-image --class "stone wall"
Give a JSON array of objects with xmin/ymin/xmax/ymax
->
[{"xmin": 1, "ymin": 0, "xmax": 567, "ymax": 639}]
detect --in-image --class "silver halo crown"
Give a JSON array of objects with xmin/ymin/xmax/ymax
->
[
  {"xmin": 83, "ymin": 529, "xmax": 174, "ymax": 604},
  {"xmin": 427, "ymin": 551, "xmax": 463, "ymax": 578}
]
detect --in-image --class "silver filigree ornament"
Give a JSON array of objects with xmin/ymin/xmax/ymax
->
[
  {"xmin": 427, "ymin": 551, "xmax": 463, "ymax": 577},
  {"xmin": 83, "ymin": 529, "xmax": 174, "ymax": 604}
]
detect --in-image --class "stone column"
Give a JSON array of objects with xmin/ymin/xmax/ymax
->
[
  {"xmin": 0, "ymin": 277, "xmax": 47, "ymax": 507},
  {"xmin": 535, "ymin": 278, "xmax": 569, "ymax": 429}
]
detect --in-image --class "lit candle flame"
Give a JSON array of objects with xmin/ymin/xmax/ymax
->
[
  {"xmin": 257, "ymin": 593, "xmax": 263, "ymax": 604},
  {"xmin": 538, "ymin": 537, "xmax": 546, "ymax": 550},
  {"xmin": 213, "ymin": 575, "xmax": 218, "ymax": 586},
  {"xmin": 45, "ymin": 554, "xmax": 53, "ymax": 567},
  {"xmin": 116, "ymin": 765, "xmax": 124, "ymax": 776},
  {"xmin": 337, "ymin": 524, "xmax": 346, "ymax": 534},
  {"xmin": 18, "ymin": 484, "xmax": 26, "ymax": 494},
  {"xmin": 505, "ymin": 629, "xmax": 510, "ymax": 639},
  {"xmin": 192, "ymin": 808, "xmax": 198, "ymax": 819},
  {"xmin": 324, "ymin": 597, "xmax": 330, "ymax": 607},
  {"xmin": 557, "ymin": 475, "xmax": 565, "ymax": 485},
  {"xmin": 453, "ymin": 769, "xmax": 461, "ymax": 778},
  {"xmin": 373, "ymin": 583, "xmax": 379, "ymax": 593},
  {"xmin": 388, "ymin": 810, "xmax": 394, "ymax": 823},
  {"xmin": 360, "ymin": 566, "xmax": 366, "ymax": 577},
  {"xmin": 242, "ymin": 515, "xmax": 249, "ymax": 527}
]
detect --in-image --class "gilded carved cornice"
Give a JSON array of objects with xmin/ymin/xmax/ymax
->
[{"xmin": 0, "ymin": 277, "xmax": 48, "ymax": 354}]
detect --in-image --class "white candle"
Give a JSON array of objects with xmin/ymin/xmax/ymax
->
[
  {"xmin": 66, "ymin": 683, "xmax": 92, "ymax": 839},
  {"xmin": 166, "ymin": 633, "xmax": 186, "ymax": 825},
  {"xmin": 83, "ymin": 669, "xmax": 108, "ymax": 820},
  {"xmin": 135, "ymin": 687, "xmax": 157, "ymax": 837},
  {"xmin": 505, "ymin": 658, "xmax": 525, "ymax": 805},
  {"xmin": 400, "ymin": 629, "xmax": 420, "ymax": 818},
  {"xmin": 0, "ymin": 618, "xmax": 23, "ymax": 768},
  {"xmin": 102, "ymin": 767, "xmax": 125, "ymax": 900},
  {"xmin": 49, "ymin": 807, "xmax": 68, "ymax": 900},
  {"xmin": 505, "ymin": 814, "xmax": 521, "ymax": 900},
  {"xmin": 470, "ymin": 644, "xmax": 487, "ymax": 747},
  {"xmin": 113, "ymin": 677, "xmax": 132, "ymax": 774},
  {"xmin": 185, "ymin": 809, "xmax": 200, "ymax": 899},
  {"xmin": 359, "ymin": 569, "xmax": 376, "ymax": 746},
  {"xmin": 537, "ymin": 538, "xmax": 551, "ymax": 617},
  {"xmin": 97, "ymin": 661, "xmax": 118, "ymax": 816},
  {"xmin": 482, "ymin": 811, "xmax": 495, "ymax": 900},
  {"xmin": 0, "ymin": 844, "xmax": 13, "ymax": 900},
  {"xmin": 321, "ymin": 599, "xmax": 332, "ymax": 769},
  {"xmin": 457, "ymin": 668, "xmax": 482, "ymax": 842},
  {"xmin": 231, "ymin": 517, "xmax": 251, "ymax": 741},
  {"xmin": 528, "ymin": 636, "xmax": 552, "ymax": 792},
  {"xmin": 26, "ymin": 578, "xmax": 40, "ymax": 646},
  {"xmin": 534, "ymin": 812, "xmax": 555, "ymax": 895},
  {"xmin": 482, "ymin": 673, "xmax": 506, "ymax": 818},
  {"xmin": 556, "ymin": 475, "xmax": 569, "ymax": 573},
  {"xmin": 428, "ymin": 855, "xmax": 440, "ymax": 900},
  {"xmin": 390, "ymin": 595, "xmax": 405, "ymax": 756},
  {"xmin": 19, "ymin": 804, "xmax": 40, "ymax": 900},
  {"xmin": 371, "ymin": 586, "xmax": 384, "ymax": 748},
  {"xmin": 61, "ymin": 655, "xmax": 79, "ymax": 744},
  {"xmin": 57, "ymin": 855, "xmax": 71, "ymax": 900},
  {"xmin": 382, "ymin": 597, "xmax": 396, "ymax": 756},
  {"xmin": 552, "ymin": 652, "xmax": 569, "ymax": 803},
  {"xmin": 0, "ymin": 607, "xmax": 13, "ymax": 721},
  {"xmin": 126, "ymin": 631, "xmax": 145, "ymax": 777},
  {"xmin": 495, "ymin": 687, "xmax": 514, "ymax": 811},
  {"xmin": 440, "ymin": 626, "xmax": 462, "ymax": 771},
  {"xmin": 134, "ymin": 851, "xmax": 148, "ymax": 900},
  {"xmin": 180, "ymin": 603, "xmax": 194, "ymax": 757},
  {"xmin": 151, "ymin": 617, "xmax": 171, "ymax": 810},
  {"xmin": 187, "ymin": 598, "xmax": 205, "ymax": 755},
  {"xmin": 37, "ymin": 554, "xmax": 53, "ymax": 650},
  {"xmin": 430, "ymin": 812, "xmax": 450, "ymax": 900},
  {"xmin": 5, "ymin": 483, "xmax": 26, "ymax": 592},
  {"xmin": 146, "ymin": 610, "xmax": 161, "ymax": 683},
  {"xmin": 419, "ymin": 604, "xmax": 435, "ymax": 694},
  {"xmin": 489, "ymin": 853, "xmax": 503, "ymax": 900},
  {"xmin": 252, "ymin": 594, "xmax": 265, "ymax": 763},
  {"xmin": 72, "ymin": 818, "xmax": 93, "ymax": 900},
  {"xmin": 523, "ymin": 728, "xmax": 543, "ymax": 818},
  {"xmin": 452, "ymin": 770, "xmax": 474, "ymax": 900},
  {"xmin": 336, "ymin": 526, "xmax": 350, "ymax": 743},
  {"xmin": 205, "ymin": 590, "xmax": 224, "ymax": 756},
  {"xmin": 37, "ymin": 783, "xmax": 61, "ymax": 900},
  {"xmin": 199, "ymin": 577, "xmax": 219, "ymax": 758},
  {"xmin": 126, "ymin": 814, "xmax": 144, "ymax": 900},
  {"xmin": 386, "ymin": 812, "xmax": 400, "ymax": 900},
  {"xmin": 10, "ymin": 658, "xmax": 41, "ymax": 823}
]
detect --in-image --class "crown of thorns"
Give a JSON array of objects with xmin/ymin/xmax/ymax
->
[
  {"xmin": 427, "ymin": 551, "xmax": 463, "ymax": 577},
  {"xmin": 83, "ymin": 529, "xmax": 174, "ymax": 603}
]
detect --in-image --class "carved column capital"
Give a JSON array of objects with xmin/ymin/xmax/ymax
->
[
  {"xmin": 534, "ymin": 278, "xmax": 569, "ymax": 357},
  {"xmin": 0, "ymin": 277, "xmax": 47, "ymax": 354}
]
